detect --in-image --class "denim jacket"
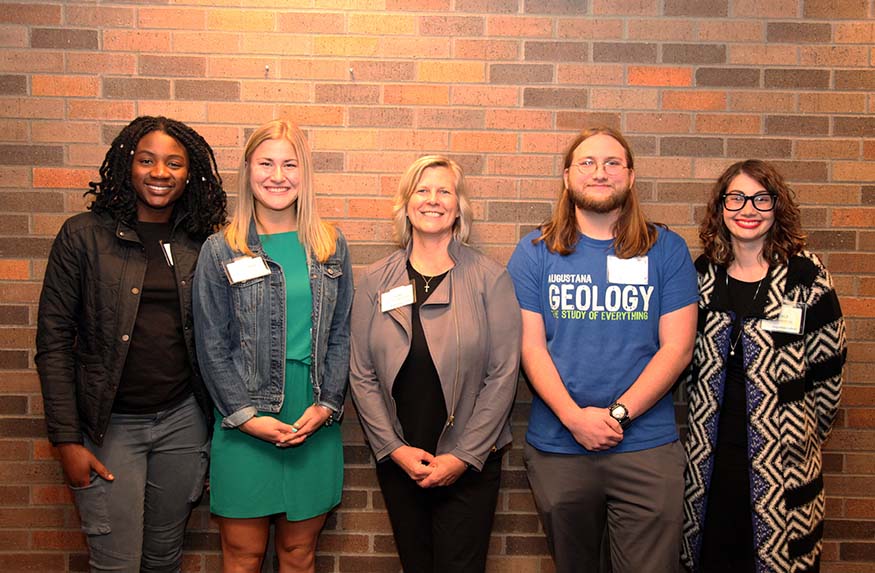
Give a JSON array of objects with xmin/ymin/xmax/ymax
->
[{"xmin": 193, "ymin": 221, "xmax": 352, "ymax": 428}]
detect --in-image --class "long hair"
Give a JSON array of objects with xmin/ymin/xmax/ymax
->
[
  {"xmin": 535, "ymin": 126, "xmax": 658, "ymax": 258},
  {"xmin": 392, "ymin": 155, "xmax": 473, "ymax": 248},
  {"xmin": 224, "ymin": 119, "xmax": 336, "ymax": 262},
  {"xmin": 87, "ymin": 116, "xmax": 226, "ymax": 239},
  {"xmin": 700, "ymin": 159, "xmax": 805, "ymax": 266}
]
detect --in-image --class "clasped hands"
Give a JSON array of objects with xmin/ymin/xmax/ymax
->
[
  {"xmin": 239, "ymin": 404, "xmax": 333, "ymax": 447},
  {"xmin": 564, "ymin": 406, "xmax": 624, "ymax": 452},
  {"xmin": 390, "ymin": 445, "xmax": 467, "ymax": 488}
]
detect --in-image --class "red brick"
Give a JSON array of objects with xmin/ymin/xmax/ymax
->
[
  {"xmin": 628, "ymin": 66, "xmax": 692, "ymax": 87},
  {"xmin": 798, "ymin": 93, "xmax": 867, "ymax": 114},
  {"xmin": 834, "ymin": 22, "xmax": 875, "ymax": 44},
  {"xmin": 349, "ymin": 14, "xmax": 416, "ymax": 35},
  {"xmin": 207, "ymin": 9, "xmax": 275, "ymax": 32},
  {"xmin": 663, "ymin": 90, "xmax": 726, "ymax": 111},
  {"xmin": 33, "ymin": 75, "xmax": 98, "ymax": 98},
  {"xmin": 590, "ymin": 88, "xmax": 657, "ymax": 110},
  {"xmin": 138, "ymin": 102, "xmax": 207, "ymax": 123},
  {"xmin": 418, "ymin": 61, "xmax": 484, "ymax": 83},
  {"xmin": 65, "ymin": 5, "xmax": 134, "ymax": 27},
  {"xmin": 834, "ymin": 163, "xmax": 875, "ymax": 183},
  {"xmin": 730, "ymin": 91, "xmax": 795, "ymax": 112},
  {"xmin": 384, "ymin": 84, "xmax": 449, "ymax": 106},
  {"xmin": 0, "ymin": 260, "xmax": 30, "ymax": 280},
  {"xmin": 699, "ymin": 21, "xmax": 763, "ymax": 42},
  {"xmin": 66, "ymin": 52, "xmax": 136, "ymax": 75},
  {"xmin": 67, "ymin": 100, "xmax": 135, "ymax": 121},
  {"xmin": 376, "ymin": 130, "xmax": 448, "ymax": 152},
  {"xmin": 0, "ymin": 50, "xmax": 64, "ymax": 73},
  {"xmin": 695, "ymin": 114, "xmax": 760, "ymax": 134},
  {"xmin": 138, "ymin": 7, "xmax": 205, "ymax": 30},
  {"xmin": 276, "ymin": 105, "xmax": 344, "ymax": 127},
  {"xmin": 103, "ymin": 30, "xmax": 171, "ymax": 53},
  {"xmin": 173, "ymin": 32, "xmax": 241, "ymax": 54},
  {"xmin": 732, "ymin": 0, "xmax": 796, "ymax": 17},
  {"xmin": 451, "ymin": 85, "xmax": 518, "ymax": 107},
  {"xmin": 490, "ymin": 63, "xmax": 553, "ymax": 84},
  {"xmin": 800, "ymin": 46, "xmax": 869, "ymax": 68},
  {"xmin": 487, "ymin": 15, "xmax": 552, "ymax": 37},
  {"xmin": 627, "ymin": 18, "xmax": 695, "ymax": 40},
  {"xmin": 139, "ymin": 55, "xmax": 206, "ymax": 77},
  {"xmin": 592, "ymin": 0, "xmax": 659, "ymax": 15},
  {"xmin": 277, "ymin": 12, "xmax": 345, "ymax": 34},
  {"xmin": 0, "ymin": 554, "xmax": 66, "ymax": 571},
  {"xmin": 0, "ymin": 4, "xmax": 61, "ymax": 25},
  {"xmin": 240, "ymin": 81, "xmax": 308, "ymax": 103},
  {"xmin": 557, "ymin": 64, "xmax": 625, "ymax": 85},
  {"xmin": 314, "ymin": 36, "xmax": 379, "ymax": 57},
  {"xmin": 451, "ymin": 132, "xmax": 517, "ymax": 153},
  {"xmin": 454, "ymin": 38, "xmax": 518, "ymax": 60},
  {"xmin": 485, "ymin": 110, "xmax": 552, "ymax": 131},
  {"xmin": 379, "ymin": 37, "xmax": 449, "ymax": 58},
  {"xmin": 729, "ymin": 45, "xmax": 797, "ymax": 66},
  {"xmin": 626, "ymin": 112, "xmax": 691, "ymax": 133}
]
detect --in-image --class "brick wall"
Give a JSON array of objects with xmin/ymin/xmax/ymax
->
[{"xmin": 0, "ymin": 1, "xmax": 873, "ymax": 571}]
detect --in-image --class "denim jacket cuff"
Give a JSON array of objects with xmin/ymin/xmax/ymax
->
[
  {"xmin": 317, "ymin": 400, "xmax": 344, "ymax": 424},
  {"xmin": 220, "ymin": 405, "xmax": 258, "ymax": 429}
]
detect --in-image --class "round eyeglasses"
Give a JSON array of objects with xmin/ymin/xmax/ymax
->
[
  {"xmin": 722, "ymin": 192, "xmax": 776, "ymax": 212},
  {"xmin": 571, "ymin": 159, "xmax": 629, "ymax": 176}
]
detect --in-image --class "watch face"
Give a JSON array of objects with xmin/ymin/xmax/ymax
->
[{"xmin": 611, "ymin": 404, "xmax": 627, "ymax": 419}]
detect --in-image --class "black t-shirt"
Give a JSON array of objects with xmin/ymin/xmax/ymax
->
[
  {"xmin": 391, "ymin": 261, "xmax": 450, "ymax": 453},
  {"xmin": 114, "ymin": 222, "xmax": 192, "ymax": 414}
]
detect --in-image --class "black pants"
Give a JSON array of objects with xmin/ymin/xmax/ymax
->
[{"xmin": 375, "ymin": 451, "xmax": 503, "ymax": 573}]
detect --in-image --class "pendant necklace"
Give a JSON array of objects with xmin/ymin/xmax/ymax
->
[
  {"xmin": 421, "ymin": 273, "xmax": 435, "ymax": 293},
  {"xmin": 727, "ymin": 274, "xmax": 764, "ymax": 357}
]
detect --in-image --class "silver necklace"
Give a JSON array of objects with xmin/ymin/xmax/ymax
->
[{"xmin": 727, "ymin": 275, "xmax": 763, "ymax": 357}]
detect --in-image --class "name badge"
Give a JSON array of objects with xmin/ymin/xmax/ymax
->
[
  {"xmin": 159, "ymin": 240, "xmax": 174, "ymax": 267},
  {"xmin": 381, "ymin": 282, "xmax": 415, "ymax": 312},
  {"xmin": 761, "ymin": 303, "xmax": 806, "ymax": 335},
  {"xmin": 223, "ymin": 256, "xmax": 271, "ymax": 284},
  {"xmin": 607, "ymin": 255, "xmax": 648, "ymax": 285}
]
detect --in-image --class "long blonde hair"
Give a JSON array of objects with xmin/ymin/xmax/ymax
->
[
  {"xmin": 536, "ymin": 126, "xmax": 658, "ymax": 258},
  {"xmin": 391, "ymin": 155, "xmax": 473, "ymax": 248},
  {"xmin": 224, "ymin": 119, "xmax": 336, "ymax": 262}
]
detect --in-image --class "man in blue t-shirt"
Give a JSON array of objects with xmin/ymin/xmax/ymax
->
[{"xmin": 507, "ymin": 127, "xmax": 698, "ymax": 573}]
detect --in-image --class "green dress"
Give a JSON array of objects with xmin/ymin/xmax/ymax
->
[{"xmin": 209, "ymin": 231, "xmax": 343, "ymax": 520}]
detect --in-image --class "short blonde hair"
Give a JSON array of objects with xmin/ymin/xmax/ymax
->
[
  {"xmin": 392, "ymin": 155, "xmax": 472, "ymax": 248},
  {"xmin": 224, "ymin": 119, "xmax": 336, "ymax": 261}
]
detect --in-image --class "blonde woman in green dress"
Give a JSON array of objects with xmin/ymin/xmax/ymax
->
[{"xmin": 194, "ymin": 120, "xmax": 353, "ymax": 573}]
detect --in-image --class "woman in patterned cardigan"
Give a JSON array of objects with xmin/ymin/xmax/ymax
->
[{"xmin": 681, "ymin": 160, "xmax": 846, "ymax": 573}]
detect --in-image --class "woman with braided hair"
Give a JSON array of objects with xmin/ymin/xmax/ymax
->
[{"xmin": 36, "ymin": 116, "xmax": 227, "ymax": 572}]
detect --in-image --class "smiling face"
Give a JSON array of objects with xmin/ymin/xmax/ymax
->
[
  {"xmin": 406, "ymin": 166, "xmax": 459, "ymax": 243},
  {"xmin": 564, "ymin": 133, "xmax": 635, "ymax": 215},
  {"xmin": 130, "ymin": 130, "xmax": 189, "ymax": 223},
  {"xmin": 249, "ymin": 138, "xmax": 300, "ymax": 226},
  {"xmin": 722, "ymin": 172, "xmax": 775, "ymax": 251}
]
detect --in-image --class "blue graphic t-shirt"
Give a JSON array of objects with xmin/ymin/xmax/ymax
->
[{"xmin": 507, "ymin": 227, "xmax": 698, "ymax": 455}]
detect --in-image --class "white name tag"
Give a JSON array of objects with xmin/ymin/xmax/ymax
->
[
  {"xmin": 606, "ymin": 255, "xmax": 648, "ymax": 285},
  {"xmin": 224, "ymin": 256, "xmax": 271, "ymax": 284},
  {"xmin": 761, "ymin": 303, "xmax": 806, "ymax": 335},
  {"xmin": 381, "ymin": 283, "xmax": 415, "ymax": 312}
]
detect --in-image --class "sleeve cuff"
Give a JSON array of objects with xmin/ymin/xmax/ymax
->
[{"xmin": 221, "ymin": 405, "xmax": 258, "ymax": 429}]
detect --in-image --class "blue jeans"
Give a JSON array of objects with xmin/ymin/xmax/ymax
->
[{"xmin": 73, "ymin": 395, "xmax": 209, "ymax": 572}]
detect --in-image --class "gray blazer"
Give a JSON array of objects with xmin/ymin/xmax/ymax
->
[{"xmin": 349, "ymin": 240, "xmax": 521, "ymax": 471}]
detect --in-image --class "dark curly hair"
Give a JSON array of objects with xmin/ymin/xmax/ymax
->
[
  {"xmin": 87, "ymin": 116, "xmax": 226, "ymax": 239},
  {"xmin": 700, "ymin": 159, "xmax": 805, "ymax": 266}
]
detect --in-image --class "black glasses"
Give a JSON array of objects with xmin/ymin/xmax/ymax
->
[{"xmin": 722, "ymin": 192, "xmax": 776, "ymax": 212}]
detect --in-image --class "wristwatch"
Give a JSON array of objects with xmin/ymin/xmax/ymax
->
[{"xmin": 608, "ymin": 402, "xmax": 631, "ymax": 429}]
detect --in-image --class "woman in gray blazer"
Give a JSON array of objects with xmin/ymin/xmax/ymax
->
[{"xmin": 349, "ymin": 155, "xmax": 521, "ymax": 573}]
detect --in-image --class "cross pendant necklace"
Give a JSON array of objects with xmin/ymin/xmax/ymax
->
[{"xmin": 422, "ymin": 274, "xmax": 435, "ymax": 292}]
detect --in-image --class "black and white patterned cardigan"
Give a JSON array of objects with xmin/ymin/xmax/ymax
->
[{"xmin": 681, "ymin": 251, "xmax": 846, "ymax": 573}]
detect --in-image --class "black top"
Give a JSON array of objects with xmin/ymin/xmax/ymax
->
[
  {"xmin": 700, "ymin": 275, "xmax": 765, "ymax": 572},
  {"xmin": 391, "ymin": 261, "xmax": 449, "ymax": 453},
  {"xmin": 114, "ymin": 222, "xmax": 192, "ymax": 414}
]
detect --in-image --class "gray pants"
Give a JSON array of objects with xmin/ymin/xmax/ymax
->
[
  {"xmin": 72, "ymin": 395, "xmax": 209, "ymax": 573},
  {"xmin": 525, "ymin": 441, "xmax": 685, "ymax": 573}
]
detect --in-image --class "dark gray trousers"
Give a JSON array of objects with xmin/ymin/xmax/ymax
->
[{"xmin": 525, "ymin": 441, "xmax": 685, "ymax": 573}]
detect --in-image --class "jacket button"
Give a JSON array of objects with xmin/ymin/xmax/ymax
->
[
  {"xmin": 180, "ymin": 280, "xmax": 186, "ymax": 286},
  {"xmin": 131, "ymin": 287, "xmax": 140, "ymax": 295},
  {"xmin": 118, "ymin": 231, "xmax": 124, "ymax": 237},
  {"xmin": 121, "ymin": 334, "xmax": 130, "ymax": 342}
]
